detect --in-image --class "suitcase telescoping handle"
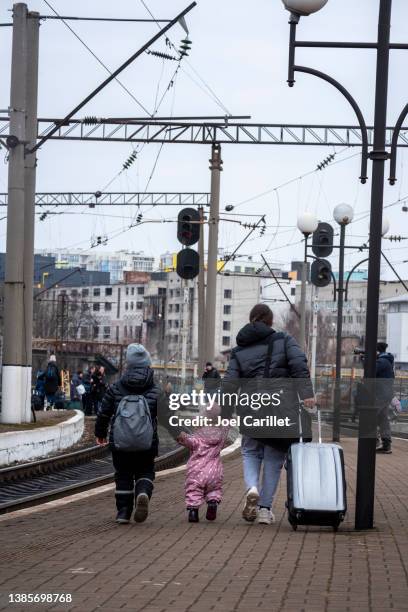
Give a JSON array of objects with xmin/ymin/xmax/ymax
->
[{"xmin": 298, "ymin": 398, "xmax": 321, "ymax": 444}]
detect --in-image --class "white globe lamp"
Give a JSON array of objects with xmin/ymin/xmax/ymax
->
[
  {"xmin": 281, "ymin": 0, "xmax": 328, "ymax": 17},
  {"xmin": 367, "ymin": 217, "xmax": 390, "ymax": 236},
  {"xmin": 333, "ymin": 203, "xmax": 354, "ymax": 226},
  {"xmin": 297, "ymin": 211, "xmax": 319, "ymax": 235},
  {"xmin": 382, "ymin": 217, "xmax": 390, "ymax": 237}
]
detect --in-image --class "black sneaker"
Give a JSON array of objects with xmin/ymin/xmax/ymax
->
[
  {"xmin": 134, "ymin": 493, "xmax": 149, "ymax": 523},
  {"xmin": 206, "ymin": 501, "xmax": 218, "ymax": 521},
  {"xmin": 116, "ymin": 508, "xmax": 132, "ymax": 524},
  {"xmin": 376, "ymin": 445, "xmax": 392, "ymax": 454},
  {"xmin": 188, "ymin": 508, "xmax": 199, "ymax": 523}
]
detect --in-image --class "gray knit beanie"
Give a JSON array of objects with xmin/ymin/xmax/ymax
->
[{"xmin": 126, "ymin": 343, "xmax": 152, "ymax": 367}]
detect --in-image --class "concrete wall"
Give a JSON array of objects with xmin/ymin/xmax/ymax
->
[{"xmin": 0, "ymin": 410, "xmax": 84, "ymax": 466}]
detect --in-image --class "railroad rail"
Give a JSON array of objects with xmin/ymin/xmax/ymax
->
[{"xmin": 0, "ymin": 444, "xmax": 188, "ymax": 514}]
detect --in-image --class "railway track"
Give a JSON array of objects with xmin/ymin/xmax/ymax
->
[{"xmin": 0, "ymin": 444, "xmax": 188, "ymax": 514}]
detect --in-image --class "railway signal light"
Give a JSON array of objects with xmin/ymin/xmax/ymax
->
[
  {"xmin": 311, "ymin": 258, "xmax": 332, "ymax": 288},
  {"xmin": 177, "ymin": 207, "xmax": 200, "ymax": 246},
  {"xmin": 312, "ymin": 222, "xmax": 334, "ymax": 257},
  {"xmin": 176, "ymin": 248, "xmax": 199, "ymax": 279}
]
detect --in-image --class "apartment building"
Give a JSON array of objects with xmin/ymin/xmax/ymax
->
[
  {"xmin": 45, "ymin": 278, "xmax": 148, "ymax": 344},
  {"xmin": 37, "ymin": 249, "xmax": 154, "ymax": 283},
  {"xmin": 303, "ymin": 278, "xmax": 408, "ymax": 343}
]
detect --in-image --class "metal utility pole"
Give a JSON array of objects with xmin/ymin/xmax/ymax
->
[
  {"xmin": 197, "ymin": 206, "xmax": 206, "ymax": 374},
  {"xmin": 333, "ymin": 223, "xmax": 346, "ymax": 442},
  {"xmin": 299, "ymin": 237, "xmax": 308, "ymax": 350},
  {"xmin": 180, "ymin": 284, "xmax": 189, "ymax": 385},
  {"xmin": 356, "ymin": 0, "xmax": 392, "ymax": 530},
  {"xmin": 2, "ymin": 3, "xmax": 30, "ymax": 424},
  {"xmin": 204, "ymin": 144, "xmax": 222, "ymax": 363},
  {"xmin": 310, "ymin": 287, "xmax": 318, "ymax": 380},
  {"xmin": 22, "ymin": 10, "xmax": 39, "ymax": 421}
]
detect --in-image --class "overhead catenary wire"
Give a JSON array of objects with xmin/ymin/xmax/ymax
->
[
  {"xmin": 139, "ymin": 0, "xmax": 232, "ymax": 115},
  {"xmin": 38, "ymin": 15, "xmax": 172, "ymax": 23},
  {"xmin": 42, "ymin": 0, "xmax": 151, "ymax": 116}
]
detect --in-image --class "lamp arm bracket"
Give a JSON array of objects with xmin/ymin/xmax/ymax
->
[
  {"xmin": 293, "ymin": 65, "xmax": 369, "ymax": 184},
  {"xmin": 389, "ymin": 102, "xmax": 408, "ymax": 185}
]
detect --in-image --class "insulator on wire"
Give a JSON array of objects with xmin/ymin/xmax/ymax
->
[
  {"xmin": 316, "ymin": 153, "xmax": 335, "ymax": 171},
  {"xmin": 40, "ymin": 212, "xmax": 48, "ymax": 221},
  {"xmin": 146, "ymin": 50, "xmax": 178, "ymax": 61},
  {"xmin": 136, "ymin": 213, "xmax": 143, "ymax": 224},
  {"xmin": 388, "ymin": 235, "xmax": 403, "ymax": 242},
  {"xmin": 122, "ymin": 150, "xmax": 138, "ymax": 171},
  {"xmin": 82, "ymin": 116, "xmax": 99, "ymax": 125},
  {"xmin": 179, "ymin": 37, "xmax": 192, "ymax": 58}
]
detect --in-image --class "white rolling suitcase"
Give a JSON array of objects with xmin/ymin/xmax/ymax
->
[{"xmin": 286, "ymin": 410, "xmax": 347, "ymax": 531}]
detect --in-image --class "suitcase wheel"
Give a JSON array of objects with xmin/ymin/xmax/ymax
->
[{"xmin": 291, "ymin": 523, "xmax": 298, "ymax": 531}]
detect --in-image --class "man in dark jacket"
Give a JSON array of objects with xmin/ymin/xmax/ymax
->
[
  {"xmin": 95, "ymin": 344, "xmax": 177, "ymax": 524},
  {"xmin": 223, "ymin": 303, "xmax": 314, "ymax": 525},
  {"xmin": 202, "ymin": 362, "xmax": 221, "ymax": 392},
  {"xmin": 376, "ymin": 342, "xmax": 395, "ymax": 454}
]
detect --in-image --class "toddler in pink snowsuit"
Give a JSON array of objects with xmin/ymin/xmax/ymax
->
[{"xmin": 177, "ymin": 405, "xmax": 229, "ymax": 523}]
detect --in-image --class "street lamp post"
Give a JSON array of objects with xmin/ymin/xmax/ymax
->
[
  {"xmin": 332, "ymin": 203, "xmax": 354, "ymax": 442},
  {"xmin": 297, "ymin": 212, "xmax": 318, "ymax": 350},
  {"xmin": 281, "ymin": 0, "xmax": 407, "ymax": 529}
]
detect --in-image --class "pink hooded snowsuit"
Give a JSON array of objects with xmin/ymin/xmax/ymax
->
[{"xmin": 179, "ymin": 426, "xmax": 229, "ymax": 508}]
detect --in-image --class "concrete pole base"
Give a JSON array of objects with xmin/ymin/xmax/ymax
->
[{"xmin": 1, "ymin": 365, "xmax": 32, "ymax": 423}]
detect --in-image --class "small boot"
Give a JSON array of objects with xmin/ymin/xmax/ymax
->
[
  {"xmin": 188, "ymin": 508, "xmax": 199, "ymax": 523},
  {"xmin": 376, "ymin": 439, "xmax": 392, "ymax": 454},
  {"xmin": 115, "ymin": 490, "xmax": 133, "ymax": 524},
  {"xmin": 134, "ymin": 493, "xmax": 149, "ymax": 523},
  {"xmin": 116, "ymin": 507, "xmax": 132, "ymax": 524},
  {"xmin": 206, "ymin": 501, "xmax": 218, "ymax": 521}
]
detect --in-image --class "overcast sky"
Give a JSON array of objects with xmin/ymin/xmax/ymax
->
[{"xmin": 1, "ymin": 0, "xmax": 408, "ymax": 280}]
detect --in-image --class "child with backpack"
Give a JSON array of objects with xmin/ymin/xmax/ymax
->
[
  {"xmin": 95, "ymin": 344, "xmax": 179, "ymax": 524},
  {"xmin": 177, "ymin": 403, "xmax": 229, "ymax": 523}
]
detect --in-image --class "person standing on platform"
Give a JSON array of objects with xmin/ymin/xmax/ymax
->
[
  {"xmin": 44, "ymin": 354, "xmax": 61, "ymax": 409},
  {"xmin": 202, "ymin": 362, "xmax": 221, "ymax": 392},
  {"xmin": 376, "ymin": 341, "xmax": 395, "ymax": 454}
]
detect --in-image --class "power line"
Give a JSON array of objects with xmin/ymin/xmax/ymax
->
[
  {"xmin": 42, "ymin": 0, "xmax": 152, "ymax": 115},
  {"xmin": 39, "ymin": 15, "xmax": 172, "ymax": 23},
  {"xmin": 139, "ymin": 0, "xmax": 232, "ymax": 115}
]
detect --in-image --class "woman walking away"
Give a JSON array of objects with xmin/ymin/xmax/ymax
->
[
  {"xmin": 222, "ymin": 304, "xmax": 314, "ymax": 525},
  {"xmin": 95, "ymin": 344, "xmax": 179, "ymax": 525}
]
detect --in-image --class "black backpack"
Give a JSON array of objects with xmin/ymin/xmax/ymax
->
[{"xmin": 45, "ymin": 363, "xmax": 58, "ymax": 383}]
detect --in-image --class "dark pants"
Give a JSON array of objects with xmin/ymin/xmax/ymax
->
[
  {"xmin": 377, "ymin": 403, "xmax": 392, "ymax": 445},
  {"xmin": 90, "ymin": 393, "xmax": 101, "ymax": 415},
  {"xmin": 112, "ymin": 449, "xmax": 155, "ymax": 512},
  {"xmin": 82, "ymin": 393, "xmax": 92, "ymax": 416}
]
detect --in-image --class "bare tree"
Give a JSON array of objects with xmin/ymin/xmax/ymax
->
[
  {"xmin": 33, "ymin": 293, "xmax": 97, "ymax": 341},
  {"xmin": 277, "ymin": 306, "xmax": 335, "ymax": 365}
]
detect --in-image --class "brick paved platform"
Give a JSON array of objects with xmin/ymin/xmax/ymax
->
[{"xmin": 1, "ymin": 436, "xmax": 408, "ymax": 612}]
